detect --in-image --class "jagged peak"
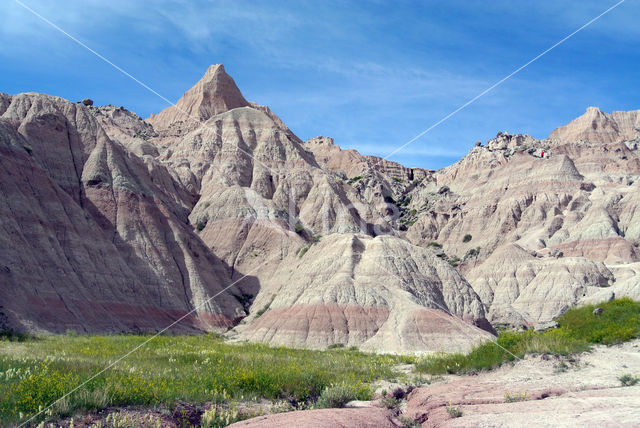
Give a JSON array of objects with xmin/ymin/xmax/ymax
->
[
  {"xmin": 549, "ymin": 106, "xmax": 640, "ymax": 143},
  {"xmin": 146, "ymin": 64, "xmax": 249, "ymax": 131}
]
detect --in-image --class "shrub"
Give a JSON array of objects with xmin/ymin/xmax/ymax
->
[
  {"xmin": 446, "ymin": 404, "xmax": 462, "ymax": 418},
  {"xmin": 392, "ymin": 177, "xmax": 404, "ymax": 183},
  {"xmin": 427, "ymin": 242, "xmax": 442, "ymax": 248},
  {"xmin": 618, "ymin": 374, "xmax": 639, "ymax": 386},
  {"xmin": 380, "ymin": 396, "xmax": 400, "ymax": 409},
  {"xmin": 298, "ymin": 244, "xmax": 310, "ymax": 258},
  {"xmin": 398, "ymin": 416, "xmax": 421, "ymax": 427},
  {"xmin": 201, "ymin": 404, "xmax": 244, "ymax": 428},
  {"xmin": 327, "ymin": 343, "xmax": 345, "ymax": 349},
  {"xmin": 504, "ymin": 392, "xmax": 528, "ymax": 402},
  {"xmin": 348, "ymin": 176, "xmax": 363, "ymax": 184},
  {"xmin": 465, "ymin": 247, "xmax": 480, "ymax": 259},
  {"xmin": 315, "ymin": 383, "xmax": 368, "ymax": 409},
  {"xmin": 400, "ymin": 196, "xmax": 412, "ymax": 206},
  {"xmin": 196, "ymin": 222, "xmax": 206, "ymax": 232},
  {"xmin": 294, "ymin": 223, "xmax": 305, "ymax": 234},
  {"xmin": 462, "ymin": 234, "xmax": 472, "ymax": 243},
  {"xmin": 22, "ymin": 145, "xmax": 33, "ymax": 155}
]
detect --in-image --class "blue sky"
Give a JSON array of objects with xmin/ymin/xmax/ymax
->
[{"xmin": 1, "ymin": 0, "xmax": 638, "ymax": 169}]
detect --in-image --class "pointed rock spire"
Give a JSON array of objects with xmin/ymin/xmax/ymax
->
[
  {"xmin": 549, "ymin": 106, "xmax": 640, "ymax": 144},
  {"xmin": 147, "ymin": 64, "xmax": 249, "ymax": 131}
]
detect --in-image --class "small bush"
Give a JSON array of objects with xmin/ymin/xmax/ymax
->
[
  {"xmin": 349, "ymin": 176, "xmax": 363, "ymax": 184},
  {"xmin": 380, "ymin": 396, "xmax": 400, "ymax": 409},
  {"xmin": 298, "ymin": 244, "xmax": 310, "ymax": 258},
  {"xmin": 295, "ymin": 222, "xmax": 305, "ymax": 234},
  {"xmin": 201, "ymin": 404, "xmax": 244, "ymax": 428},
  {"xmin": 446, "ymin": 404, "xmax": 462, "ymax": 418},
  {"xmin": 327, "ymin": 343, "xmax": 345, "ymax": 349},
  {"xmin": 392, "ymin": 177, "xmax": 404, "ymax": 183},
  {"xmin": 400, "ymin": 196, "xmax": 412, "ymax": 206},
  {"xmin": 427, "ymin": 242, "xmax": 442, "ymax": 248},
  {"xmin": 23, "ymin": 145, "xmax": 33, "ymax": 155},
  {"xmin": 462, "ymin": 234, "xmax": 472, "ymax": 243},
  {"xmin": 465, "ymin": 247, "xmax": 481, "ymax": 259},
  {"xmin": 315, "ymin": 383, "xmax": 368, "ymax": 409},
  {"xmin": 254, "ymin": 307, "xmax": 269, "ymax": 318},
  {"xmin": 618, "ymin": 374, "xmax": 639, "ymax": 386},
  {"xmin": 196, "ymin": 222, "xmax": 206, "ymax": 232},
  {"xmin": 398, "ymin": 416, "xmax": 421, "ymax": 427},
  {"xmin": 504, "ymin": 392, "xmax": 528, "ymax": 402}
]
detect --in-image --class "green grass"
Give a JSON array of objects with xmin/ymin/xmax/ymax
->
[
  {"xmin": 416, "ymin": 298, "xmax": 640, "ymax": 375},
  {"xmin": 0, "ymin": 334, "xmax": 411, "ymax": 426},
  {"xmin": 618, "ymin": 373, "xmax": 639, "ymax": 386}
]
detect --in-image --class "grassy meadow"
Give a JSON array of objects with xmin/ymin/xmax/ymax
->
[
  {"xmin": 416, "ymin": 297, "xmax": 640, "ymax": 374},
  {"xmin": 0, "ymin": 334, "xmax": 412, "ymax": 426},
  {"xmin": 1, "ymin": 298, "xmax": 638, "ymax": 426}
]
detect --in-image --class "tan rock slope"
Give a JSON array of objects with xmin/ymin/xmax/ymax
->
[
  {"xmin": 550, "ymin": 106, "xmax": 640, "ymax": 143},
  {"xmin": 403, "ymin": 128, "xmax": 640, "ymax": 325},
  {"xmin": 0, "ymin": 92, "xmax": 244, "ymax": 334},
  {"xmin": 1, "ymin": 64, "xmax": 639, "ymax": 353},
  {"xmin": 239, "ymin": 234, "xmax": 494, "ymax": 353},
  {"xmin": 147, "ymin": 64, "xmax": 250, "ymax": 133}
]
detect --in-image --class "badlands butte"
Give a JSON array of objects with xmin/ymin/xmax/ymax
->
[{"xmin": 1, "ymin": 64, "xmax": 639, "ymax": 354}]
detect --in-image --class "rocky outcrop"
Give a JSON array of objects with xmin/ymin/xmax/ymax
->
[
  {"xmin": 0, "ymin": 92, "xmax": 244, "ymax": 334},
  {"xmin": 146, "ymin": 68, "xmax": 387, "ymax": 297},
  {"xmin": 146, "ymin": 64, "xmax": 249, "ymax": 134},
  {"xmin": 238, "ymin": 234, "xmax": 494, "ymax": 353},
  {"xmin": 306, "ymin": 136, "xmax": 430, "ymax": 182},
  {"xmin": 549, "ymin": 106, "xmax": 640, "ymax": 144},
  {"xmin": 403, "ymin": 131, "xmax": 639, "ymax": 324},
  {"xmin": 2, "ymin": 65, "xmax": 639, "ymax": 351},
  {"xmin": 465, "ymin": 244, "xmax": 614, "ymax": 325}
]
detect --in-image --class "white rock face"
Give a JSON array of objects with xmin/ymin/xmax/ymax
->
[
  {"xmin": 239, "ymin": 234, "xmax": 494, "ymax": 354},
  {"xmin": 2, "ymin": 66, "xmax": 639, "ymax": 353},
  {"xmin": 549, "ymin": 106, "xmax": 640, "ymax": 143},
  {"xmin": 398, "ymin": 129, "xmax": 640, "ymax": 325},
  {"xmin": 465, "ymin": 244, "xmax": 614, "ymax": 325}
]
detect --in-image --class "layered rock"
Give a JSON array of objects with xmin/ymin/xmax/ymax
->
[
  {"xmin": 403, "ymin": 130, "xmax": 639, "ymax": 324},
  {"xmin": 147, "ymin": 64, "xmax": 249, "ymax": 134},
  {"xmin": 0, "ymin": 92, "xmax": 244, "ymax": 334},
  {"xmin": 465, "ymin": 244, "xmax": 614, "ymax": 325},
  {"xmin": 146, "ymin": 68, "xmax": 386, "ymax": 294},
  {"xmin": 2, "ymin": 64, "xmax": 639, "ymax": 351},
  {"xmin": 549, "ymin": 106, "xmax": 640, "ymax": 144},
  {"xmin": 239, "ymin": 234, "xmax": 494, "ymax": 353}
]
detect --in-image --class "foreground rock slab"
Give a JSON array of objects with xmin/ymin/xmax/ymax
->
[
  {"xmin": 228, "ymin": 407, "xmax": 396, "ymax": 428},
  {"xmin": 405, "ymin": 339, "xmax": 640, "ymax": 427}
]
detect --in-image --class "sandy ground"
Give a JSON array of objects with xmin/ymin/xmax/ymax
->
[{"xmin": 404, "ymin": 339, "xmax": 640, "ymax": 427}]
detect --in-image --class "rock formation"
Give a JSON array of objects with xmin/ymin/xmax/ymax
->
[
  {"xmin": 1, "ymin": 64, "xmax": 639, "ymax": 352},
  {"xmin": 549, "ymin": 106, "xmax": 640, "ymax": 144},
  {"xmin": 238, "ymin": 234, "xmax": 494, "ymax": 353},
  {"xmin": 0, "ymin": 92, "xmax": 244, "ymax": 334}
]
